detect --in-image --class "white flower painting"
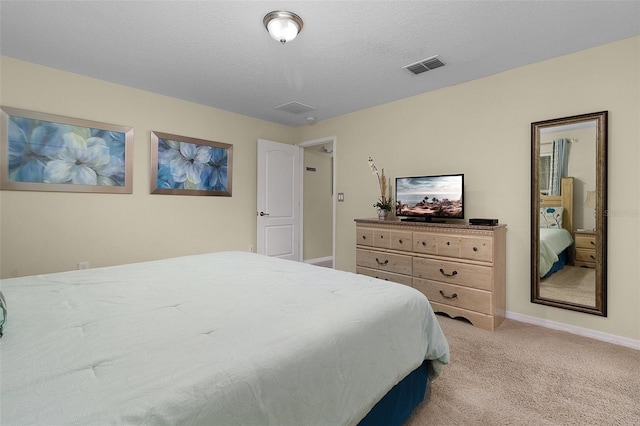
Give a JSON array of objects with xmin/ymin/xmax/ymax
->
[
  {"xmin": 1, "ymin": 107, "xmax": 133, "ymax": 194},
  {"xmin": 151, "ymin": 131, "xmax": 232, "ymax": 196}
]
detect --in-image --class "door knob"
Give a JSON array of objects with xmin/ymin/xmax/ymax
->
[{"xmin": 258, "ymin": 211, "xmax": 270, "ymax": 216}]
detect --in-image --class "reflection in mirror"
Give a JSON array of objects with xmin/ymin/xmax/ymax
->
[{"xmin": 531, "ymin": 111, "xmax": 607, "ymax": 316}]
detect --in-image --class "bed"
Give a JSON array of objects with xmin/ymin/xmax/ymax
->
[
  {"xmin": 539, "ymin": 227, "xmax": 574, "ymax": 277},
  {"xmin": 539, "ymin": 176, "xmax": 575, "ymax": 277},
  {"xmin": 0, "ymin": 251, "xmax": 449, "ymax": 425}
]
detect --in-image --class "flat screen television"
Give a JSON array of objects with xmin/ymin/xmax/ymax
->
[{"xmin": 395, "ymin": 174, "xmax": 464, "ymax": 222}]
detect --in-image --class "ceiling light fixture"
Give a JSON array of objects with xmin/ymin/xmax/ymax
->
[{"xmin": 263, "ymin": 11, "xmax": 303, "ymax": 44}]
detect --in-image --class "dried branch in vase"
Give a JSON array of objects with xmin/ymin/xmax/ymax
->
[{"xmin": 368, "ymin": 157, "xmax": 393, "ymax": 211}]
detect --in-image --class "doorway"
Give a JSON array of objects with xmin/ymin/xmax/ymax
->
[{"xmin": 299, "ymin": 137, "xmax": 336, "ymax": 268}]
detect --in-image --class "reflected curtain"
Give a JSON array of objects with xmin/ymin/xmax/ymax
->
[{"xmin": 550, "ymin": 138, "xmax": 569, "ymax": 195}]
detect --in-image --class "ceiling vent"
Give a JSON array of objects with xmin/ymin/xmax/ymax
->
[
  {"xmin": 403, "ymin": 56, "xmax": 445, "ymax": 75},
  {"xmin": 275, "ymin": 101, "xmax": 316, "ymax": 115}
]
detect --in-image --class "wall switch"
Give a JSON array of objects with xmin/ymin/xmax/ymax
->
[{"xmin": 78, "ymin": 262, "xmax": 89, "ymax": 270}]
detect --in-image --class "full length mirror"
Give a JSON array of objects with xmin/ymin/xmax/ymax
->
[{"xmin": 531, "ymin": 111, "xmax": 607, "ymax": 316}]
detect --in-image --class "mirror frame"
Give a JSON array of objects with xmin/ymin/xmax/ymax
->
[{"xmin": 531, "ymin": 111, "xmax": 608, "ymax": 316}]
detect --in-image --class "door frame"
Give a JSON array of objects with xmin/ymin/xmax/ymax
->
[{"xmin": 297, "ymin": 136, "xmax": 337, "ymax": 268}]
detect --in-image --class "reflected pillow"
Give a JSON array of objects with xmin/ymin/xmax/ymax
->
[
  {"xmin": 0, "ymin": 291, "xmax": 6, "ymax": 338},
  {"xmin": 540, "ymin": 207, "xmax": 564, "ymax": 229}
]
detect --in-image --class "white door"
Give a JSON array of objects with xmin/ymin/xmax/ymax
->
[{"xmin": 256, "ymin": 139, "xmax": 300, "ymax": 260}]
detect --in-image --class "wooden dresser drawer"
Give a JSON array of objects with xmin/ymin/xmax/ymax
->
[
  {"xmin": 390, "ymin": 230, "xmax": 413, "ymax": 251},
  {"xmin": 356, "ymin": 266, "xmax": 413, "ymax": 286},
  {"xmin": 356, "ymin": 227, "xmax": 374, "ymax": 247},
  {"xmin": 435, "ymin": 235, "xmax": 461, "ymax": 257},
  {"xmin": 461, "ymin": 236, "xmax": 493, "ymax": 262},
  {"xmin": 575, "ymin": 234, "xmax": 596, "ymax": 250},
  {"xmin": 433, "ymin": 235, "xmax": 493, "ymax": 261},
  {"xmin": 357, "ymin": 228, "xmax": 412, "ymax": 251},
  {"xmin": 413, "ymin": 232, "xmax": 437, "ymax": 254},
  {"xmin": 413, "ymin": 257, "xmax": 492, "ymax": 291},
  {"xmin": 413, "ymin": 278, "xmax": 492, "ymax": 315},
  {"xmin": 356, "ymin": 249, "xmax": 412, "ymax": 275},
  {"xmin": 575, "ymin": 249, "xmax": 596, "ymax": 264},
  {"xmin": 373, "ymin": 229, "xmax": 391, "ymax": 248}
]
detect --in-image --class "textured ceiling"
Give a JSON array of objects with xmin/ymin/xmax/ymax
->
[{"xmin": 1, "ymin": 1, "xmax": 639, "ymax": 127}]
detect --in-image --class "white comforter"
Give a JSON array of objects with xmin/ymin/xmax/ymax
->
[
  {"xmin": 0, "ymin": 252, "xmax": 449, "ymax": 426},
  {"xmin": 539, "ymin": 228, "xmax": 574, "ymax": 276}
]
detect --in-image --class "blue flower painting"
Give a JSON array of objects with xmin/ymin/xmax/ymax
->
[
  {"xmin": 2, "ymin": 108, "xmax": 132, "ymax": 193},
  {"xmin": 151, "ymin": 131, "xmax": 232, "ymax": 196},
  {"xmin": 8, "ymin": 118, "xmax": 126, "ymax": 186}
]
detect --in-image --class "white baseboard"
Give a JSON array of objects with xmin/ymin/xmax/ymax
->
[
  {"xmin": 304, "ymin": 256, "xmax": 333, "ymax": 266},
  {"xmin": 506, "ymin": 311, "xmax": 640, "ymax": 350}
]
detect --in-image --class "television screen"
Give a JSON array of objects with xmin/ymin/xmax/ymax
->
[{"xmin": 395, "ymin": 174, "xmax": 464, "ymax": 221}]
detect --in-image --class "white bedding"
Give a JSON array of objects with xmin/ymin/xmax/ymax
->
[
  {"xmin": 0, "ymin": 251, "xmax": 449, "ymax": 425},
  {"xmin": 539, "ymin": 228, "xmax": 574, "ymax": 276}
]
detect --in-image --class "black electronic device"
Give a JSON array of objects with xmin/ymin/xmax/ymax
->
[{"xmin": 469, "ymin": 218, "xmax": 499, "ymax": 226}]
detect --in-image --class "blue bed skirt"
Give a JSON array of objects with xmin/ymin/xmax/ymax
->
[
  {"xmin": 543, "ymin": 249, "xmax": 568, "ymax": 278},
  {"xmin": 357, "ymin": 360, "xmax": 430, "ymax": 426}
]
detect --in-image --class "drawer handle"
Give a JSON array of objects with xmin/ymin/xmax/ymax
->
[
  {"xmin": 376, "ymin": 258, "xmax": 389, "ymax": 266},
  {"xmin": 473, "ymin": 247, "xmax": 478, "ymax": 252},
  {"xmin": 375, "ymin": 276, "xmax": 389, "ymax": 281},
  {"xmin": 439, "ymin": 290, "xmax": 458, "ymax": 300},
  {"xmin": 439, "ymin": 268, "xmax": 458, "ymax": 277},
  {"xmin": 362, "ymin": 235, "xmax": 367, "ymax": 240},
  {"xmin": 421, "ymin": 241, "xmax": 426, "ymax": 246},
  {"xmin": 590, "ymin": 255, "xmax": 596, "ymax": 260},
  {"xmin": 590, "ymin": 241, "xmax": 595, "ymax": 247},
  {"xmin": 398, "ymin": 239, "xmax": 403, "ymax": 244},
  {"xmin": 446, "ymin": 241, "xmax": 451, "ymax": 246}
]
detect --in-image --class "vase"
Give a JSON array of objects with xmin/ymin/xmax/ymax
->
[{"xmin": 377, "ymin": 209, "xmax": 389, "ymax": 220}]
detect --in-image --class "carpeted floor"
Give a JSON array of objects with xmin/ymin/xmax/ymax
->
[
  {"xmin": 539, "ymin": 266, "xmax": 596, "ymax": 306},
  {"xmin": 404, "ymin": 315, "xmax": 640, "ymax": 425}
]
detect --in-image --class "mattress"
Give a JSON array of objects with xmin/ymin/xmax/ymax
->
[
  {"xmin": 0, "ymin": 251, "xmax": 450, "ymax": 425},
  {"xmin": 539, "ymin": 228, "xmax": 574, "ymax": 276}
]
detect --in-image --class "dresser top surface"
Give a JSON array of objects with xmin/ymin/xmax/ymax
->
[{"xmin": 354, "ymin": 218, "xmax": 506, "ymax": 231}]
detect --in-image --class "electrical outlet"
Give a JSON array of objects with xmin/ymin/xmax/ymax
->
[{"xmin": 78, "ymin": 262, "xmax": 89, "ymax": 270}]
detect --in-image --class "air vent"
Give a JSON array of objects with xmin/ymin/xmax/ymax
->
[
  {"xmin": 403, "ymin": 56, "xmax": 445, "ymax": 75},
  {"xmin": 275, "ymin": 101, "xmax": 316, "ymax": 115}
]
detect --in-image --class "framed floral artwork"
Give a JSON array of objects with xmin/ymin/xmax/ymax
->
[
  {"xmin": 150, "ymin": 131, "xmax": 232, "ymax": 196},
  {"xmin": 0, "ymin": 106, "xmax": 133, "ymax": 194}
]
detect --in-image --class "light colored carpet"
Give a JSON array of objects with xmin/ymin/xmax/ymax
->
[
  {"xmin": 404, "ymin": 315, "xmax": 640, "ymax": 425},
  {"xmin": 540, "ymin": 266, "xmax": 596, "ymax": 306},
  {"xmin": 308, "ymin": 258, "xmax": 334, "ymax": 268}
]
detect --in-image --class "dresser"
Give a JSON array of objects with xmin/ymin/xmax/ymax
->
[
  {"xmin": 574, "ymin": 230, "xmax": 596, "ymax": 268},
  {"xmin": 355, "ymin": 219, "xmax": 506, "ymax": 331}
]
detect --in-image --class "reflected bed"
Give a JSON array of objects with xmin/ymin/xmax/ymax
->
[
  {"xmin": 0, "ymin": 251, "xmax": 449, "ymax": 425},
  {"xmin": 540, "ymin": 228, "xmax": 574, "ymax": 277},
  {"xmin": 539, "ymin": 176, "xmax": 575, "ymax": 278}
]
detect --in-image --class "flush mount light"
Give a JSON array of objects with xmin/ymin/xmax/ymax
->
[{"xmin": 263, "ymin": 11, "xmax": 303, "ymax": 44}]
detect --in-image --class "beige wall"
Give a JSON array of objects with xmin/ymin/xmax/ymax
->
[
  {"xmin": 2, "ymin": 37, "xmax": 638, "ymax": 341},
  {"xmin": 0, "ymin": 57, "xmax": 293, "ymax": 277},
  {"xmin": 296, "ymin": 36, "xmax": 640, "ymax": 341},
  {"xmin": 303, "ymin": 146, "xmax": 333, "ymax": 260}
]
